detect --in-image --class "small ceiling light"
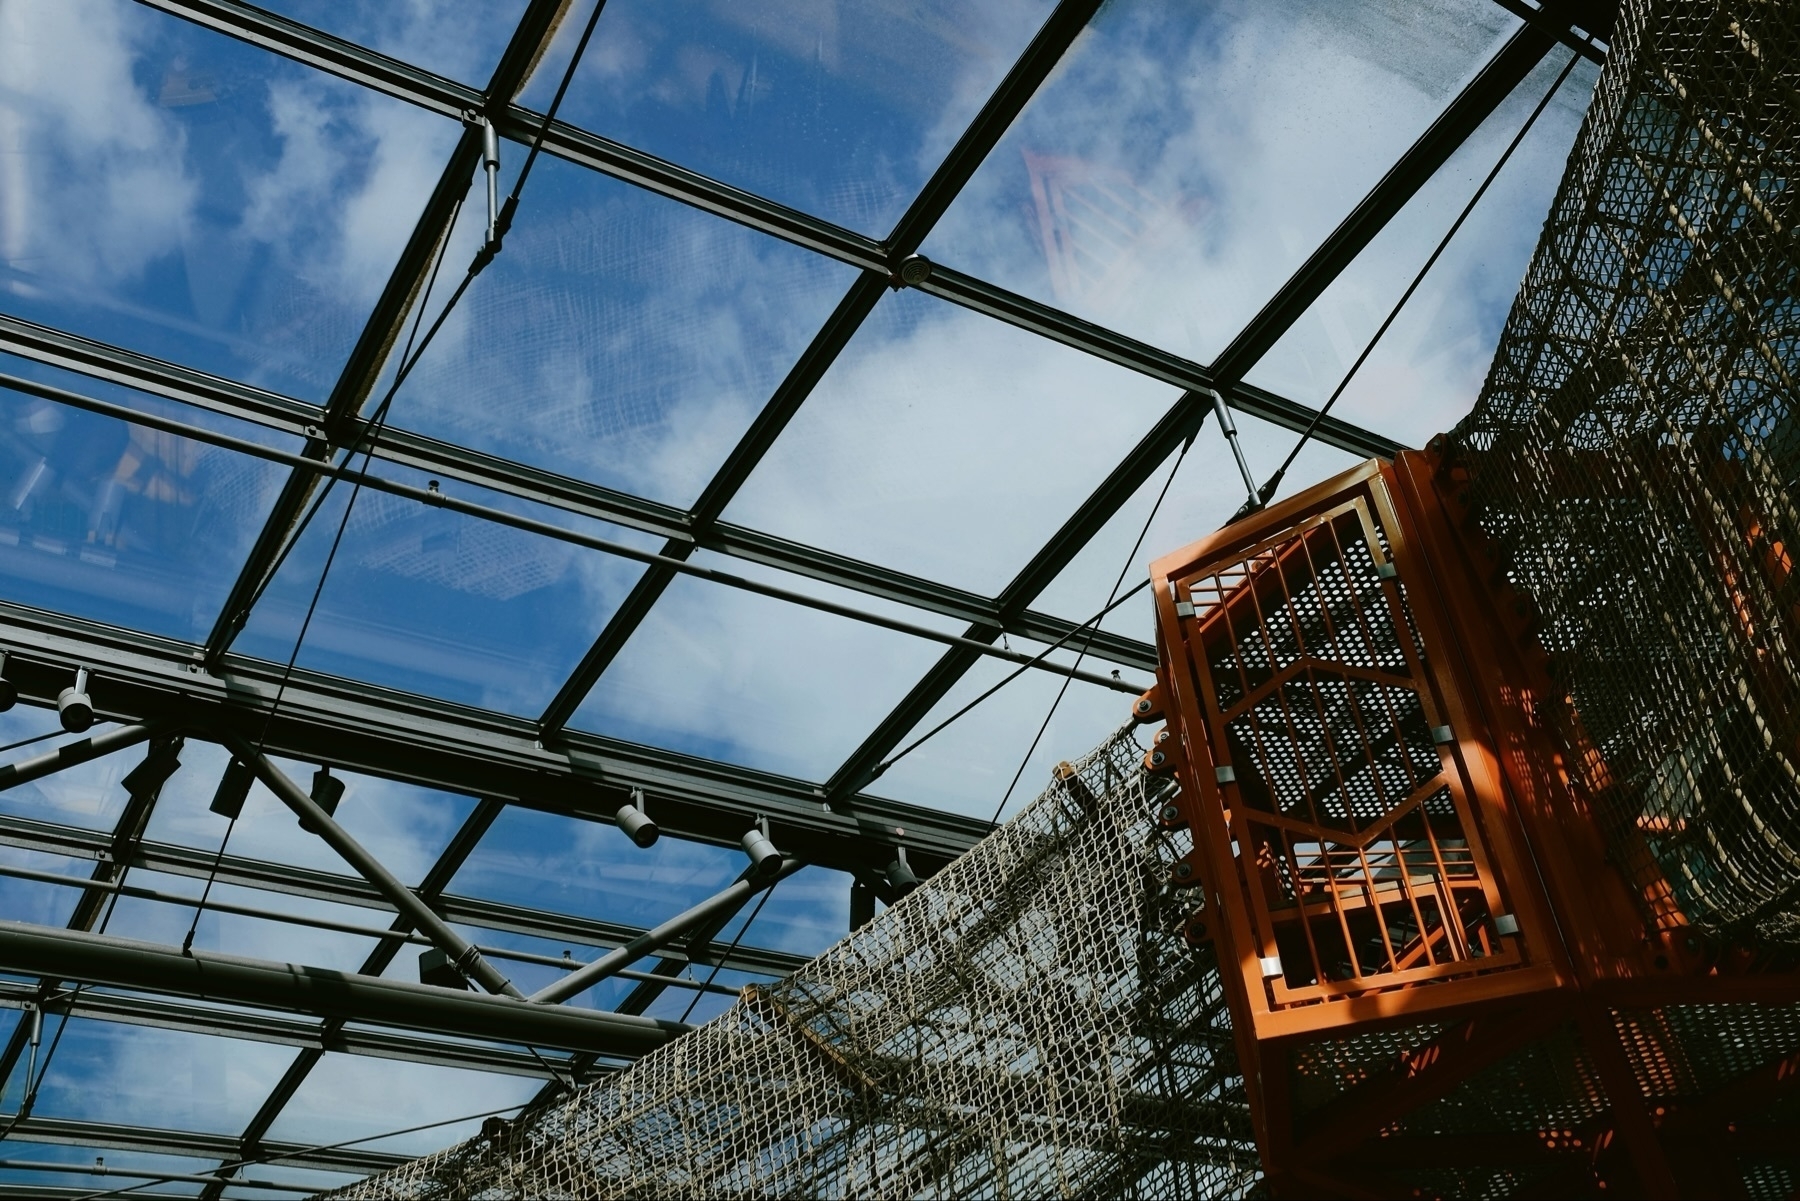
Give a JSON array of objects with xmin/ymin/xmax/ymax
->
[
  {"xmin": 210, "ymin": 757, "xmax": 254, "ymax": 820},
  {"xmin": 57, "ymin": 668, "xmax": 93, "ymax": 733},
  {"xmin": 740, "ymin": 819, "xmax": 782, "ymax": 880},
  {"xmin": 0, "ymin": 652, "xmax": 17, "ymax": 712},
  {"xmin": 122, "ymin": 741, "xmax": 182, "ymax": 799},
  {"xmin": 897, "ymin": 254, "xmax": 933, "ymax": 287},
  {"xmin": 884, "ymin": 846, "xmax": 920, "ymax": 897},
  {"xmin": 299, "ymin": 765, "xmax": 346, "ymax": 834},
  {"xmin": 615, "ymin": 787, "xmax": 659, "ymax": 848}
]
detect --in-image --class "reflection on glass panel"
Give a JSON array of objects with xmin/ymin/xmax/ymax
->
[
  {"xmin": 22, "ymin": 1018, "xmax": 295, "ymax": 1133},
  {"xmin": 233, "ymin": 459, "xmax": 654, "ymax": 713},
  {"xmin": 143, "ymin": 741, "xmax": 475, "ymax": 886},
  {"xmin": 253, "ymin": 0, "xmax": 531, "ymax": 86},
  {"xmin": 874, "ymin": 637, "xmax": 1131, "ymax": 819},
  {"xmin": 449, "ymin": 805, "xmax": 749, "ymax": 930},
  {"xmin": 0, "ymin": 0, "xmax": 459, "ymax": 399},
  {"xmin": 723, "ymin": 288, "xmax": 1179, "ymax": 596},
  {"xmin": 1246, "ymin": 51, "xmax": 1601, "ymax": 449},
  {"xmin": 263, "ymin": 1053, "xmax": 540, "ymax": 1157},
  {"xmin": 0, "ymin": 361, "xmax": 293, "ymax": 641},
  {"xmin": 926, "ymin": 0, "xmax": 1517, "ymax": 364},
  {"xmin": 569, "ymin": 553, "xmax": 954, "ymax": 780},
  {"xmin": 1029, "ymin": 415, "xmax": 1361, "ymax": 630},
  {"xmin": 522, "ymin": 0, "xmax": 1057, "ymax": 234},
  {"xmin": 379, "ymin": 151, "xmax": 853, "ymax": 507}
]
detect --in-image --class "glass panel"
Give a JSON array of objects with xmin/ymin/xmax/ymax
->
[
  {"xmin": 0, "ymin": 358, "xmax": 295, "ymax": 641},
  {"xmin": 376, "ymin": 149, "xmax": 854, "ymax": 507},
  {"xmin": 0, "ymin": 0, "xmax": 460, "ymax": 400},
  {"xmin": 1245, "ymin": 50, "xmax": 1601, "ymax": 449},
  {"xmin": 20, "ymin": 1018, "xmax": 296, "ymax": 1132},
  {"xmin": 568, "ymin": 552, "xmax": 956, "ymax": 779},
  {"xmin": 142, "ymin": 743, "xmax": 475, "ymax": 886},
  {"xmin": 925, "ymin": 0, "xmax": 1519, "ymax": 365},
  {"xmin": 253, "ymin": 0, "xmax": 532, "ymax": 86},
  {"xmin": 1029, "ymin": 414, "xmax": 1362, "ymax": 631},
  {"xmin": 0, "ymin": 714, "xmax": 160, "ymax": 834},
  {"xmin": 232, "ymin": 458, "xmax": 657, "ymax": 713},
  {"xmin": 872, "ymin": 636, "xmax": 1133, "ymax": 819},
  {"xmin": 448, "ymin": 805, "xmax": 749, "ymax": 929},
  {"xmin": 0, "ymin": 843, "xmax": 84, "ymax": 928},
  {"xmin": 722, "ymin": 288, "xmax": 1180, "ymax": 596},
  {"xmin": 262, "ymin": 1053, "xmax": 541, "ymax": 1157},
  {"xmin": 0, "ymin": 1144, "xmax": 239, "ymax": 1198},
  {"xmin": 521, "ymin": 0, "xmax": 1058, "ymax": 234},
  {"xmin": 97, "ymin": 875, "xmax": 385, "ymax": 972}
]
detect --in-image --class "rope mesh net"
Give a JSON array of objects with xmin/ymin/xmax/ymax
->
[
  {"xmin": 320, "ymin": 730, "xmax": 1260, "ymax": 1200},
  {"xmin": 1447, "ymin": 0, "xmax": 1800, "ymax": 947}
]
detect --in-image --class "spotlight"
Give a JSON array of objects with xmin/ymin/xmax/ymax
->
[
  {"xmin": 57, "ymin": 668, "xmax": 93, "ymax": 733},
  {"xmin": 210, "ymin": 757, "xmax": 254, "ymax": 820},
  {"xmin": 884, "ymin": 846, "xmax": 920, "ymax": 897},
  {"xmin": 299, "ymin": 765, "xmax": 346, "ymax": 833},
  {"xmin": 418, "ymin": 947, "xmax": 469, "ymax": 991},
  {"xmin": 615, "ymin": 787, "xmax": 659, "ymax": 848},
  {"xmin": 740, "ymin": 819, "xmax": 782, "ymax": 880},
  {"xmin": 122, "ymin": 740, "xmax": 182, "ymax": 798},
  {"xmin": 0, "ymin": 652, "xmax": 17, "ymax": 712}
]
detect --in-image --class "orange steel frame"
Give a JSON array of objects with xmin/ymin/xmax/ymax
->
[{"xmin": 1135, "ymin": 448, "xmax": 1800, "ymax": 1198}]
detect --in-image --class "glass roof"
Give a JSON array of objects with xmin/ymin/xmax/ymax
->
[{"xmin": 0, "ymin": 0, "xmax": 1605, "ymax": 1189}]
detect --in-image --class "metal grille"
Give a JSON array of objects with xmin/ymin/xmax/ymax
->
[
  {"xmin": 1448, "ymin": 0, "xmax": 1800, "ymax": 946},
  {"xmin": 319, "ymin": 730, "xmax": 1260, "ymax": 1200}
]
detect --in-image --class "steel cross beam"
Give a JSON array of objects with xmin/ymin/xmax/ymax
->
[
  {"xmin": 0, "ymin": 315, "xmax": 1158, "ymax": 675},
  {"xmin": 0, "ymin": 1113, "xmax": 410, "ymax": 1176},
  {"xmin": 132, "ymin": 0, "xmax": 1401, "ymax": 463},
  {"xmin": 822, "ymin": 13, "xmax": 1569, "ymax": 802}
]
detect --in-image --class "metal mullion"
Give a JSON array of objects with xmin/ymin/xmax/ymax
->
[{"xmin": 0, "ymin": 1113, "xmax": 408, "ymax": 1175}]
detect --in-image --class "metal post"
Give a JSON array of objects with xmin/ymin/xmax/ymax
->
[
  {"xmin": 220, "ymin": 732, "xmax": 523, "ymax": 999},
  {"xmin": 0, "ymin": 722, "xmax": 159, "ymax": 792},
  {"xmin": 531, "ymin": 857, "xmax": 803, "ymax": 1004}
]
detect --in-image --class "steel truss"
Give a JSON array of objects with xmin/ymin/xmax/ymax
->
[{"xmin": 0, "ymin": 0, "xmax": 1615, "ymax": 1188}]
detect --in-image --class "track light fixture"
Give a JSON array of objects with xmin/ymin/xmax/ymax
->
[
  {"xmin": 299, "ymin": 765, "xmax": 346, "ymax": 834},
  {"xmin": 884, "ymin": 846, "xmax": 920, "ymax": 897},
  {"xmin": 740, "ymin": 818, "xmax": 782, "ymax": 880},
  {"xmin": 615, "ymin": 787, "xmax": 659, "ymax": 849},
  {"xmin": 0, "ymin": 652, "xmax": 16, "ymax": 712},
  {"xmin": 122, "ymin": 740, "xmax": 182, "ymax": 799},
  {"xmin": 210, "ymin": 757, "xmax": 254, "ymax": 820},
  {"xmin": 57, "ymin": 667, "xmax": 93, "ymax": 733},
  {"xmin": 419, "ymin": 946, "xmax": 469, "ymax": 991}
]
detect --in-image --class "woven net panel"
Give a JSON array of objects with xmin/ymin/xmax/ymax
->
[
  {"xmin": 1448, "ymin": 0, "xmax": 1800, "ymax": 946},
  {"xmin": 319, "ymin": 729, "xmax": 1259, "ymax": 1200}
]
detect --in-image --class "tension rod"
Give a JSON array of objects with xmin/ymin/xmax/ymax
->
[
  {"xmin": 466, "ymin": 111, "xmax": 501, "ymax": 248},
  {"xmin": 1205, "ymin": 388, "xmax": 1262, "ymax": 514}
]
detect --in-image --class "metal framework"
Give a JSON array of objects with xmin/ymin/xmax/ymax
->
[{"xmin": 0, "ymin": 0, "xmax": 1619, "ymax": 1193}]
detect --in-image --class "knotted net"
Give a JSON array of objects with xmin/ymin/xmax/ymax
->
[{"xmin": 321, "ymin": 729, "xmax": 1258, "ymax": 1200}]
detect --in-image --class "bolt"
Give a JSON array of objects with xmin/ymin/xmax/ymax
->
[
  {"xmin": 1173, "ymin": 862, "xmax": 1193, "ymax": 880},
  {"xmin": 1135, "ymin": 699, "xmax": 1152, "ymax": 714},
  {"xmin": 1160, "ymin": 803, "xmax": 1181, "ymax": 823},
  {"xmin": 1150, "ymin": 750, "xmax": 1166, "ymax": 767}
]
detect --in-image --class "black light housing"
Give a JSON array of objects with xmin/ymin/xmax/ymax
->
[
  {"xmin": 418, "ymin": 947, "xmax": 469, "ymax": 990},
  {"xmin": 884, "ymin": 847, "xmax": 921, "ymax": 897},
  {"xmin": 298, "ymin": 765, "xmax": 346, "ymax": 833},
  {"xmin": 210, "ymin": 758, "xmax": 254, "ymax": 820},
  {"xmin": 740, "ymin": 820, "xmax": 781, "ymax": 880},
  {"xmin": 122, "ymin": 740, "xmax": 182, "ymax": 798}
]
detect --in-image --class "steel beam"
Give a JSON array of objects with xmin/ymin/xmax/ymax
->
[
  {"xmin": 532, "ymin": 858, "xmax": 803, "ymax": 1004},
  {"xmin": 0, "ymin": 978, "xmax": 607, "ymax": 1079},
  {"xmin": 0, "ymin": 920, "xmax": 688, "ymax": 1056},
  {"xmin": 0, "ymin": 1113, "xmax": 407, "ymax": 1175},
  {"xmin": 223, "ymin": 735, "xmax": 522, "ymax": 998},
  {"xmin": 0, "ymin": 599, "xmax": 990, "ymax": 870},
  {"xmin": 0, "ymin": 811, "xmax": 806, "ymax": 980},
  {"xmin": 0, "ymin": 723, "xmax": 158, "ymax": 792}
]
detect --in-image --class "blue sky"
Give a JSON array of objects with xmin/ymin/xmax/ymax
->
[{"xmin": 0, "ymin": 0, "xmax": 1597, "ymax": 1191}]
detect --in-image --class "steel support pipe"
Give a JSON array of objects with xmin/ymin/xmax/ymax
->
[
  {"xmin": 0, "ymin": 920, "xmax": 687, "ymax": 1056},
  {"xmin": 532, "ymin": 857, "xmax": 804, "ymax": 1004},
  {"xmin": 221, "ymin": 732, "xmax": 524, "ymax": 999},
  {"xmin": 0, "ymin": 723, "xmax": 158, "ymax": 793}
]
